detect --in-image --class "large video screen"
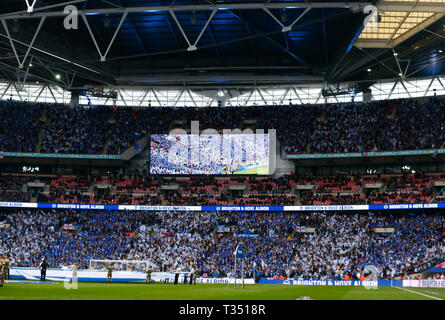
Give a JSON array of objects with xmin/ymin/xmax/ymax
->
[{"xmin": 150, "ymin": 133, "xmax": 270, "ymax": 175}]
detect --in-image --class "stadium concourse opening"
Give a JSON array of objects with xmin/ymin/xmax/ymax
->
[{"xmin": 0, "ymin": 0, "xmax": 445, "ymax": 308}]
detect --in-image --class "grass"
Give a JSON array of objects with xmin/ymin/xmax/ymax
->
[
  {"xmin": 234, "ymin": 165, "xmax": 269, "ymax": 175},
  {"xmin": 1, "ymin": 282, "xmax": 445, "ymax": 300}
]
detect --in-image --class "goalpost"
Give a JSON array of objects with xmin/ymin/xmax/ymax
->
[{"xmin": 89, "ymin": 259, "xmax": 150, "ymax": 272}]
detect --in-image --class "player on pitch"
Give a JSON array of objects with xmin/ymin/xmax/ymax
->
[
  {"xmin": 0, "ymin": 254, "xmax": 10, "ymax": 287},
  {"xmin": 146, "ymin": 265, "xmax": 153, "ymax": 284},
  {"xmin": 193, "ymin": 266, "xmax": 199, "ymax": 284},
  {"xmin": 0, "ymin": 254, "xmax": 4, "ymax": 287},
  {"xmin": 106, "ymin": 264, "xmax": 113, "ymax": 283}
]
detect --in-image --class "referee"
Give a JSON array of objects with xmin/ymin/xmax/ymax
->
[
  {"xmin": 174, "ymin": 267, "xmax": 180, "ymax": 285},
  {"xmin": 40, "ymin": 258, "xmax": 48, "ymax": 281},
  {"xmin": 1, "ymin": 254, "xmax": 10, "ymax": 287}
]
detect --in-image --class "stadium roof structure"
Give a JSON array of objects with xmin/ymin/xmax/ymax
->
[{"xmin": 0, "ymin": 0, "xmax": 444, "ymax": 90}]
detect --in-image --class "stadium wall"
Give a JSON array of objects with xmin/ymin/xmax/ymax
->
[
  {"xmin": 9, "ymin": 268, "xmax": 445, "ymax": 288},
  {"xmin": 1, "ymin": 201, "xmax": 444, "ymax": 212},
  {"xmin": 258, "ymin": 279, "xmax": 445, "ymax": 288},
  {"xmin": 9, "ymin": 268, "xmax": 255, "ymax": 284}
]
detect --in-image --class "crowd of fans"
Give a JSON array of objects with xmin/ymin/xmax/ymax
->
[
  {"xmin": 306, "ymin": 102, "xmax": 388, "ymax": 154},
  {"xmin": 376, "ymin": 99, "xmax": 445, "ymax": 151},
  {"xmin": 0, "ymin": 97, "xmax": 444, "ymax": 155},
  {"xmin": 0, "ymin": 209, "xmax": 443, "ymax": 280},
  {"xmin": 0, "ymin": 175, "xmax": 32, "ymax": 202},
  {"xmin": 1, "ymin": 172, "xmax": 444, "ymax": 206},
  {"xmin": 40, "ymin": 105, "xmax": 114, "ymax": 154},
  {"xmin": 0, "ymin": 100, "xmax": 41, "ymax": 152},
  {"xmin": 290, "ymin": 212, "xmax": 445, "ymax": 279}
]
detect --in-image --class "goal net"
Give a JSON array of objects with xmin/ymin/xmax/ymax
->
[{"xmin": 89, "ymin": 259, "xmax": 149, "ymax": 272}]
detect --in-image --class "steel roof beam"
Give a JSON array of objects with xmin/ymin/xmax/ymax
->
[
  {"xmin": 392, "ymin": 48, "xmax": 404, "ymax": 79},
  {"xmin": 0, "ymin": 16, "xmax": 46, "ymax": 69},
  {"xmin": 406, "ymin": 52, "xmax": 445, "ymax": 78},
  {"xmin": 168, "ymin": 8, "xmax": 217, "ymax": 51},
  {"xmin": 0, "ymin": 31, "xmax": 116, "ymax": 84},
  {"xmin": 355, "ymin": 13, "xmax": 444, "ymax": 48},
  {"xmin": 227, "ymin": 9, "xmax": 311, "ymax": 66},
  {"xmin": 103, "ymin": 0, "xmax": 150, "ymax": 55},
  {"xmin": 168, "ymin": 9, "xmax": 193, "ymax": 49},
  {"xmin": 2, "ymin": 2, "xmax": 372, "ymax": 20},
  {"xmin": 0, "ymin": 0, "xmax": 87, "ymax": 18},
  {"xmin": 81, "ymin": 11, "xmax": 128, "ymax": 62},
  {"xmin": 378, "ymin": 2, "xmax": 445, "ymax": 13},
  {"xmin": 0, "ymin": 82, "xmax": 12, "ymax": 100},
  {"xmin": 0, "ymin": 60, "xmax": 64, "ymax": 87},
  {"xmin": 263, "ymin": 7, "xmax": 311, "ymax": 32},
  {"xmin": 193, "ymin": 9, "xmax": 217, "ymax": 50}
]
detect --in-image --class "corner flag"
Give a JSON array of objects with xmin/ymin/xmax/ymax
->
[{"xmin": 234, "ymin": 244, "xmax": 245, "ymax": 260}]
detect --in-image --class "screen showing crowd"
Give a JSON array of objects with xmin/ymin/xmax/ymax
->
[{"xmin": 150, "ymin": 134, "xmax": 270, "ymax": 175}]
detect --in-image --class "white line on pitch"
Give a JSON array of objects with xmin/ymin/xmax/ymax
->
[{"xmin": 393, "ymin": 286, "xmax": 443, "ymax": 300}]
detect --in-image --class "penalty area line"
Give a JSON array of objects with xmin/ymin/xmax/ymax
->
[{"xmin": 393, "ymin": 286, "xmax": 443, "ymax": 300}]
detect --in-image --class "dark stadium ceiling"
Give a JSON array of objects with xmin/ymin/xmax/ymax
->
[{"xmin": 0, "ymin": 0, "xmax": 444, "ymax": 90}]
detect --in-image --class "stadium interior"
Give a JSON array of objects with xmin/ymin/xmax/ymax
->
[{"xmin": 0, "ymin": 0, "xmax": 444, "ymax": 300}]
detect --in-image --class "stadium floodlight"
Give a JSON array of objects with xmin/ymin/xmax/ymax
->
[
  {"xmin": 187, "ymin": 45, "xmax": 197, "ymax": 51},
  {"xmin": 190, "ymin": 11, "xmax": 197, "ymax": 24},
  {"xmin": 12, "ymin": 19, "xmax": 19, "ymax": 33},
  {"xmin": 281, "ymin": 9, "xmax": 287, "ymax": 23},
  {"xmin": 104, "ymin": 14, "xmax": 110, "ymax": 28}
]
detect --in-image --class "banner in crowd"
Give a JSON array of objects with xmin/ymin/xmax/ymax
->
[
  {"xmin": 402, "ymin": 280, "xmax": 445, "ymax": 288},
  {"xmin": 259, "ymin": 278, "xmax": 384, "ymax": 286},
  {"xmin": 258, "ymin": 278, "xmax": 445, "ymax": 288},
  {"xmin": 10, "ymin": 268, "xmax": 195, "ymax": 283},
  {"xmin": 196, "ymin": 278, "xmax": 255, "ymax": 284},
  {"xmin": 426, "ymin": 262, "xmax": 445, "ymax": 273},
  {"xmin": 0, "ymin": 202, "xmax": 444, "ymax": 212},
  {"xmin": 9, "ymin": 268, "xmax": 255, "ymax": 284},
  {"xmin": 287, "ymin": 149, "xmax": 445, "ymax": 159},
  {"xmin": 1, "ymin": 152, "xmax": 120, "ymax": 159},
  {"xmin": 8, "ymin": 269, "xmax": 445, "ymax": 287},
  {"xmin": 1, "ymin": 149, "xmax": 443, "ymax": 161},
  {"xmin": 62, "ymin": 224, "xmax": 78, "ymax": 230}
]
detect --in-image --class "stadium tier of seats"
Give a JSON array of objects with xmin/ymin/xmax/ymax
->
[
  {"xmin": 0, "ymin": 97, "xmax": 444, "ymax": 282},
  {"xmin": 2, "ymin": 172, "xmax": 444, "ymax": 206},
  {"xmin": 0, "ymin": 209, "xmax": 443, "ymax": 280},
  {"xmin": 0, "ymin": 98, "xmax": 444, "ymax": 155}
]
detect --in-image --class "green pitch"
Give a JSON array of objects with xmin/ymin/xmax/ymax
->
[
  {"xmin": 233, "ymin": 165, "xmax": 269, "ymax": 175},
  {"xmin": 1, "ymin": 282, "xmax": 444, "ymax": 300}
]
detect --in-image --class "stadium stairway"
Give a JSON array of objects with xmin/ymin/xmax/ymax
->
[
  {"xmin": 34, "ymin": 108, "xmax": 48, "ymax": 153},
  {"xmin": 120, "ymin": 134, "xmax": 150, "ymax": 161},
  {"xmin": 102, "ymin": 139, "xmax": 110, "ymax": 155},
  {"xmin": 305, "ymin": 143, "xmax": 311, "ymax": 153},
  {"xmin": 316, "ymin": 109, "xmax": 327, "ymax": 122},
  {"xmin": 102, "ymin": 112, "xmax": 118, "ymax": 155},
  {"xmin": 386, "ymin": 102, "xmax": 399, "ymax": 120}
]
